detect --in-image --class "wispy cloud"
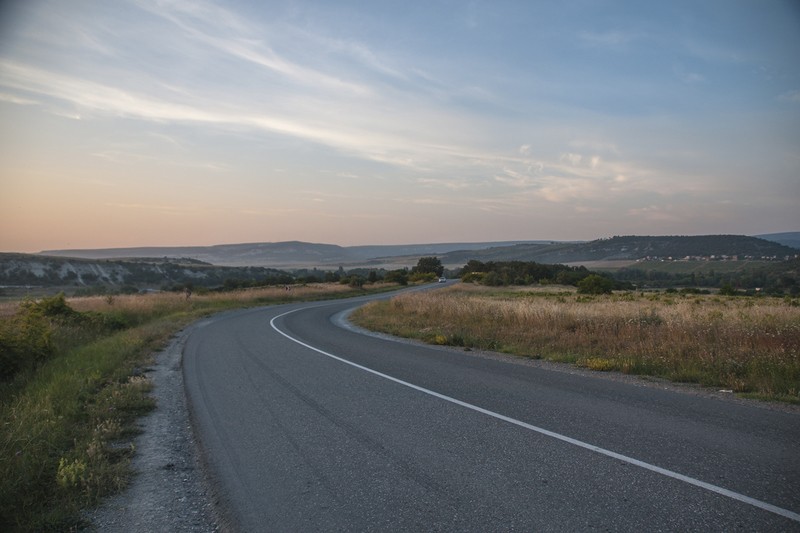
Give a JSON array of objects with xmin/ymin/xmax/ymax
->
[
  {"xmin": 1, "ymin": 0, "xmax": 796, "ymax": 249},
  {"xmin": 105, "ymin": 202, "xmax": 216, "ymax": 215},
  {"xmin": 238, "ymin": 207, "xmax": 302, "ymax": 216},
  {"xmin": 536, "ymin": 175, "xmax": 606, "ymax": 203},
  {"xmin": 4, "ymin": 3, "xmax": 654, "ymax": 189},
  {"xmin": 0, "ymin": 60, "xmax": 385, "ymax": 162},
  {"xmin": 626, "ymin": 204, "xmax": 683, "ymax": 222},
  {"xmin": 673, "ymin": 64, "xmax": 705, "ymax": 84},
  {"xmin": 336, "ymin": 172, "xmax": 361, "ymax": 180},
  {"xmin": 779, "ymin": 90, "xmax": 800, "ymax": 103},
  {"xmin": 134, "ymin": 0, "xmax": 370, "ymax": 96},
  {"xmin": 288, "ymin": 28, "xmax": 408, "ymax": 82},
  {"xmin": 0, "ymin": 60, "xmax": 214, "ymax": 121},
  {"xmin": 415, "ymin": 177, "xmax": 474, "ymax": 190},
  {"xmin": 681, "ymin": 38, "xmax": 747, "ymax": 65},
  {"xmin": 494, "ymin": 168, "xmax": 535, "ymax": 188},
  {"xmin": 0, "ymin": 92, "xmax": 39, "ymax": 105},
  {"xmin": 578, "ymin": 30, "xmax": 639, "ymax": 48},
  {"xmin": 560, "ymin": 152, "xmax": 583, "ymax": 166},
  {"xmin": 463, "ymin": 1, "xmax": 480, "ymax": 30},
  {"xmin": 407, "ymin": 198, "xmax": 457, "ymax": 205}
]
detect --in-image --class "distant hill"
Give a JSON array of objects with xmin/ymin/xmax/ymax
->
[
  {"xmin": 39, "ymin": 242, "xmax": 351, "ymax": 267},
  {"xmin": 6, "ymin": 235, "xmax": 799, "ymax": 294},
  {"xmin": 27, "ymin": 235, "xmax": 800, "ymax": 274},
  {"xmin": 40, "ymin": 241, "xmax": 546, "ymax": 267},
  {"xmin": 439, "ymin": 235, "xmax": 799, "ymax": 265},
  {"xmin": 0, "ymin": 253, "xmax": 291, "ymax": 292},
  {"xmin": 756, "ymin": 232, "xmax": 800, "ymax": 250}
]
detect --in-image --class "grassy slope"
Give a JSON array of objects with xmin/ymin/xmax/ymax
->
[{"xmin": 616, "ymin": 259, "xmax": 772, "ymax": 274}]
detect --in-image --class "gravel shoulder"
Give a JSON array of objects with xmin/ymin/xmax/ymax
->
[{"xmin": 84, "ymin": 327, "xmax": 222, "ymax": 532}]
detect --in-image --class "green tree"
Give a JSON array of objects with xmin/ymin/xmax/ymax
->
[
  {"xmin": 412, "ymin": 257, "xmax": 444, "ymax": 277},
  {"xmin": 347, "ymin": 275, "xmax": 365, "ymax": 288},
  {"xmin": 577, "ymin": 274, "xmax": 614, "ymax": 295},
  {"xmin": 461, "ymin": 259, "xmax": 488, "ymax": 275},
  {"xmin": 385, "ymin": 269, "xmax": 409, "ymax": 285},
  {"xmin": 718, "ymin": 283, "xmax": 738, "ymax": 296},
  {"xmin": 483, "ymin": 271, "xmax": 503, "ymax": 286}
]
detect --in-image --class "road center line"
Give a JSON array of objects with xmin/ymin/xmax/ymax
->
[{"xmin": 270, "ymin": 307, "xmax": 800, "ymax": 524}]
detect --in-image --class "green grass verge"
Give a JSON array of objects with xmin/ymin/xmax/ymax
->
[
  {"xmin": 1, "ymin": 319, "xmax": 176, "ymax": 530},
  {"xmin": 0, "ymin": 283, "xmax": 403, "ymax": 531}
]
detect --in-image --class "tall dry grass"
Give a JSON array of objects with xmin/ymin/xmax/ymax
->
[
  {"xmin": 351, "ymin": 286, "xmax": 800, "ymax": 402},
  {"xmin": 68, "ymin": 283, "xmax": 360, "ymax": 313}
]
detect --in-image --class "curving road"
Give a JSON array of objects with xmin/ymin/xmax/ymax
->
[{"xmin": 183, "ymin": 285, "xmax": 800, "ymax": 532}]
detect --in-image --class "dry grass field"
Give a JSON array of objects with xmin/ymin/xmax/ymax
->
[
  {"xmin": 0, "ymin": 282, "xmax": 387, "ymax": 319},
  {"xmin": 66, "ymin": 283, "xmax": 362, "ymax": 313},
  {"xmin": 351, "ymin": 284, "xmax": 800, "ymax": 403}
]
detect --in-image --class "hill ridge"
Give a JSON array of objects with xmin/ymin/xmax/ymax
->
[
  {"xmin": 39, "ymin": 240, "xmax": 548, "ymax": 267},
  {"xmin": 439, "ymin": 235, "xmax": 798, "ymax": 265},
  {"xmin": 31, "ymin": 233, "xmax": 800, "ymax": 269},
  {"xmin": 3, "ymin": 234, "xmax": 798, "ymax": 294}
]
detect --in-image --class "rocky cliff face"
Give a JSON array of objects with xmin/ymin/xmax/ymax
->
[{"xmin": 0, "ymin": 254, "xmax": 288, "ymax": 291}]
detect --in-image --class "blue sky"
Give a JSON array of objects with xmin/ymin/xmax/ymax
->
[{"xmin": 1, "ymin": 0, "xmax": 798, "ymax": 251}]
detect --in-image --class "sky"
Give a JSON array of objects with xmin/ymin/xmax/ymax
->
[{"xmin": 0, "ymin": 0, "xmax": 798, "ymax": 252}]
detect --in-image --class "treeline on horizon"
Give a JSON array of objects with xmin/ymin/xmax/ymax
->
[
  {"xmin": 131, "ymin": 256, "xmax": 800, "ymax": 296},
  {"xmin": 614, "ymin": 258, "xmax": 800, "ymax": 295},
  {"xmin": 584, "ymin": 234, "xmax": 797, "ymax": 259},
  {"xmin": 2, "ymin": 255, "xmax": 798, "ymax": 297},
  {"xmin": 458, "ymin": 258, "xmax": 799, "ymax": 295}
]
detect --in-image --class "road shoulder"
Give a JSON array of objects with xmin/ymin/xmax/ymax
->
[{"xmin": 84, "ymin": 329, "xmax": 221, "ymax": 532}]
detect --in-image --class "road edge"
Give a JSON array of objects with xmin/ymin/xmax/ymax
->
[{"xmin": 83, "ymin": 326, "xmax": 223, "ymax": 532}]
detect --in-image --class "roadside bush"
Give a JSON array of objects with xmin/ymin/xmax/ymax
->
[
  {"xmin": 577, "ymin": 274, "xmax": 614, "ymax": 295},
  {"xmin": 719, "ymin": 283, "xmax": 739, "ymax": 296},
  {"xmin": 346, "ymin": 275, "xmax": 365, "ymax": 288},
  {"xmin": 409, "ymin": 272, "xmax": 437, "ymax": 283},
  {"xmin": 461, "ymin": 272, "xmax": 486, "ymax": 284},
  {"xmin": 0, "ymin": 294, "xmax": 137, "ymax": 383},
  {"xmin": 0, "ymin": 304, "xmax": 53, "ymax": 381},
  {"xmin": 483, "ymin": 271, "xmax": 503, "ymax": 286},
  {"xmin": 0, "ymin": 293, "xmax": 85, "ymax": 381},
  {"xmin": 384, "ymin": 269, "xmax": 409, "ymax": 285}
]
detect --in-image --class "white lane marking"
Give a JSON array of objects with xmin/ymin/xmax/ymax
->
[{"xmin": 270, "ymin": 308, "xmax": 800, "ymax": 524}]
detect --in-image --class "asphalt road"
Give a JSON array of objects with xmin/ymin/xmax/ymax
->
[{"xmin": 183, "ymin": 285, "xmax": 800, "ymax": 532}]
